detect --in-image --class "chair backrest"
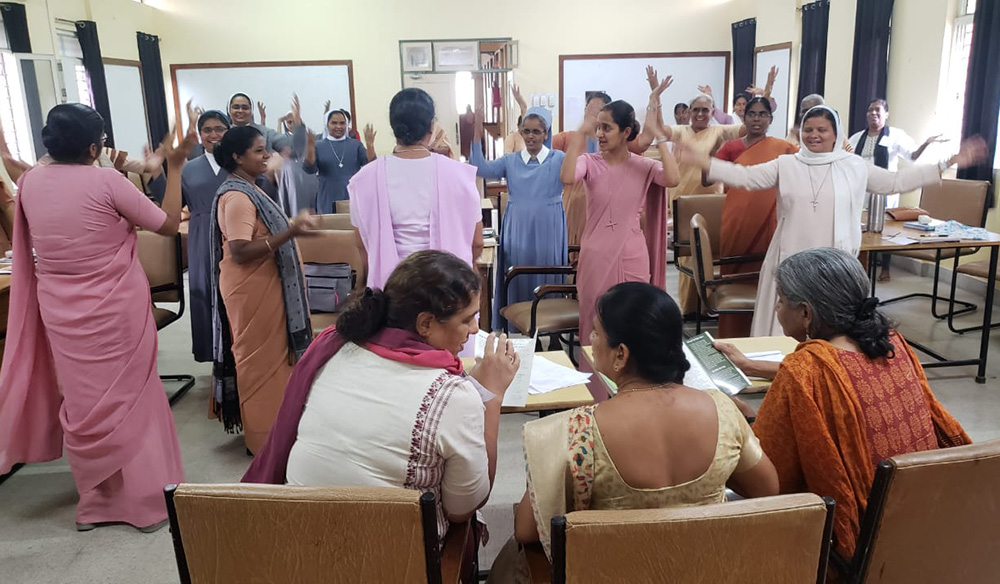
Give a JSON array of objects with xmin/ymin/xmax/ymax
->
[
  {"xmin": 137, "ymin": 230, "xmax": 182, "ymax": 304},
  {"xmin": 296, "ymin": 229, "xmax": 366, "ymax": 286},
  {"xmin": 165, "ymin": 484, "xmax": 440, "ymax": 584},
  {"xmin": 335, "ymin": 200, "xmax": 351, "ymax": 214},
  {"xmin": 918, "ymin": 178, "xmax": 990, "ymax": 227},
  {"xmin": 689, "ymin": 213, "xmax": 715, "ymax": 304},
  {"xmin": 313, "ymin": 213, "xmax": 354, "ymax": 231},
  {"xmin": 853, "ymin": 439, "xmax": 1000, "ymax": 584},
  {"xmin": 672, "ymin": 194, "xmax": 725, "ymax": 259},
  {"xmin": 552, "ymin": 494, "xmax": 834, "ymax": 584}
]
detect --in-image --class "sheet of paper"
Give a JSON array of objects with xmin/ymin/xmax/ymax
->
[
  {"xmin": 682, "ymin": 344, "xmax": 718, "ymax": 390},
  {"xmin": 743, "ymin": 350, "xmax": 785, "ymax": 363},
  {"xmin": 529, "ymin": 355, "xmax": 591, "ymax": 395},
  {"xmin": 474, "ymin": 330, "xmax": 536, "ymax": 407},
  {"xmin": 883, "ymin": 233, "xmax": 919, "ymax": 245}
]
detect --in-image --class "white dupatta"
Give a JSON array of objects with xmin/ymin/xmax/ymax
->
[{"xmin": 794, "ymin": 105, "xmax": 869, "ymax": 255}]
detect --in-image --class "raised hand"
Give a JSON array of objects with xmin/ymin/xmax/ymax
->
[
  {"xmin": 746, "ymin": 85, "xmax": 765, "ymax": 96},
  {"xmin": 306, "ymin": 129, "xmax": 317, "ymax": 148},
  {"xmin": 323, "ymin": 99, "xmax": 331, "ymax": 114},
  {"xmin": 652, "ymin": 76, "xmax": 673, "ymax": 100},
  {"xmin": 141, "ymin": 143, "xmax": 164, "ymax": 174},
  {"xmin": 257, "ymin": 101, "xmax": 267, "ymax": 125},
  {"xmin": 291, "ymin": 94, "xmax": 302, "ymax": 127},
  {"xmin": 698, "ymin": 84, "xmax": 714, "ymax": 97},
  {"xmin": 766, "ymin": 65, "xmax": 779, "ymax": 88},
  {"xmin": 511, "ymin": 82, "xmax": 527, "ymax": 115},
  {"xmin": 185, "ymin": 99, "xmax": 201, "ymax": 135},
  {"xmin": 949, "ymin": 136, "xmax": 988, "ymax": 169},
  {"xmin": 363, "ymin": 123, "xmax": 376, "ymax": 146},
  {"xmin": 645, "ymin": 65, "xmax": 659, "ymax": 91},
  {"xmin": 161, "ymin": 126, "xmax": 198, "ymax": 168}
]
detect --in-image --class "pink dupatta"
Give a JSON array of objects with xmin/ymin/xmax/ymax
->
[
  {"xmin": 242, "ymin": 326, "xmax": 463, "ymax": 484},
  {"xmin": 0, "ymin": 182, "xmax": 62, "ymax": 474},
  {"xmin": 348, "ymin": 154, "xmax": 480, "ymax": 290}
]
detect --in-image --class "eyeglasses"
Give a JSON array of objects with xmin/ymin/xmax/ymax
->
[
  {"xmin": 744, "ymin": 111, "xmax": 772, "ymax": 119},
  {"xmin": 520, "ymin": 128, "xmax": 545, "ymax": 137},
  {"xmin": 201, "ymin": 126, "xmax": 228, "ymax": 134}
]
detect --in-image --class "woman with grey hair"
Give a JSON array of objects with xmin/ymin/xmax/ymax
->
[
  {"xmin": 724, "ymin": 247, "xmax": 969, "ymax": 561},
  {"xmin": 469, "ymin": 105, "xmax": 568, "ymax": 330}
]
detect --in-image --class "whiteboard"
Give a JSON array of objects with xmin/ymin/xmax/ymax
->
[
  {"xmin": 754, "ymin": 45, "xmax": 792, "ymax": 139},
  {"xmin": 172, "ymin": 62, "xmax": 354, "ymax": 136},
  {"xmin": 105, "ymin": 63, "xmax": 150, "ymax": 155},
  {"xmin": 560, "ymin": 53, "xmax": 730, "ymax": 132}
]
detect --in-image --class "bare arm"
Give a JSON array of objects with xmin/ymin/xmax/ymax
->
[
  {"xmin": 560, "ymin": 130, "xmax": 587, "ymax": 185},
  {"xmin": 228, "ymin": 210, "xmax": 318, "ymax": 265},
  {"xmin": 155, "ymin": 128, "xmax": 198, "ymax": 236},
  {"xmin": 727, "ymin": 453, "xmax": 780, "ymax": 498},
  {"xmin": 514, "ymin": 490, "xmax": 540, "ymax": 543},
  {"xmin": 714, "ymin": 341, "xmax": 781, "ymax": 380},
  {"xmin": 363, "ymin": 124, "xmax": 377, "ymax": 162},
  {"xmin": 472, "ymin": 220, "xmax": 484, "ymax": 262}
]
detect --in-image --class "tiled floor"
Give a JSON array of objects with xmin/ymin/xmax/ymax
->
[{"xmin": 1, "ymin": 267, "xmax": 998, "ymax": 583}]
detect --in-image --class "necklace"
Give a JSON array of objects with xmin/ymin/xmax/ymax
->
[
  {"xmin": 616, "ymin": 383, "xmax": 670, "ymax": 396},
  {"xmin": 807, "ymin": 165, "xmax": 833, "ymax": 212},
  {"xmin": 326, "ymin": 140, "xmax": 346, "ymax": 168},
  {"xmin": 392, "ymin": 145, "xmax": 430, "ymax": 155}
]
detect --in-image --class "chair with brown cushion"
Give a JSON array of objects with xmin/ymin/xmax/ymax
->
[
  {"xmin": 164, "ymin": 484, "xmax": 470, "ymax": 584},
  {"xmin": 879, "ymin": 178, "xmax": 990, "ymax": 319},
  {"xmin": 335, "ymin": 200, "xmax": 351, "ymax": 214},
  {"xmin": 832, "ymin": 439, "xmax": 1000, "ymax": 584},
  {"xmin": 546, "ymin": 494, "xmax": 835, "ymax": 584},
  {"xmin": 499, "ymin": 246, "xmax": 580, "ymax": 364},
  {"xmin": 136, "ymin": 231, "xmax": 194, "ymax": 405},
  {"xmin": 296, "ymin": 229, "xmax": 366, "ymax": 337},
  {"xmin": 689, "ymin": 213, "xmax": 758, "ymax": 334},
  {"xmin": 313, "ymin": 213, "xmax": 354, "ymax": 231}
]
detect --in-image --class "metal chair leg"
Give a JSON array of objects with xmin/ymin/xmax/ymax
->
[{"xmin": 163, "ymin": 374, "xmax": 196, "ymax": 405}]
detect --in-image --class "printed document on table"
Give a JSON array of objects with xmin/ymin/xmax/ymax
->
[
  {"xmin": 474, "ymin": 330, "xmax": 536, "ymax": 407},
  {"xmin": 529, "ymin": 355, "xmax": 591, "ymax": 395}
]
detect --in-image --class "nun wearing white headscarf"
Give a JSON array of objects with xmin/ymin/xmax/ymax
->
[
  {"xmin": 304, "ymin": 108, "xmax": 369, "ymax": 214},
  {"xmin": 676, "ymin": 105, "xmax": 985, "ymax": 336},
  {"xmin": 469, "ymin": 105, "xmax": 568, "ymax": 331},
  {"xmin": 228, "ymin": 92, "xmax": 283, "ymax": 152}
]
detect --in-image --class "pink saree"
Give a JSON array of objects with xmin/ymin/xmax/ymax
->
[{"xmin": 0, "ymin": 165, "xmax": 184, "ymax": 528}]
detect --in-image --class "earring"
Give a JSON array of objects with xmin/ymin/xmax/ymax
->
[{"xmin": 613, "ymin": 364, "xmax": 620, "ymax": 372}]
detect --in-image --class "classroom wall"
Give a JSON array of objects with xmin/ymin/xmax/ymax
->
[
  {"xmin": 151, "ymin": 0, "xmax": 746, "ymax": 153},
  {"xmin": 24, "ymin": 0, "xmax": 162, "ymax": 61}
]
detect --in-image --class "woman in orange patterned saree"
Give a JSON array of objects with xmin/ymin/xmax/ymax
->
[{"xmin": 727, "ymin": 248, "xmax": 970, "ymax": 560}]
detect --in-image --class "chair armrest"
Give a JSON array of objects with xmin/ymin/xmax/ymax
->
[
  {"xmin": 716, "ymin": 253, "xmax": 766, "ymax": 266},
  {"xmin": 706, "ymin": 272, "xmax": 760, "ymax": 286},
  {"xmin": 505, "ymin": 265, "xmax": 577, "ymax": 282},
  {"xmin": 439, "ymin": 520, "xmax": 471, "ymax": 584},
  {"xmin": 568, "ymin": 245, "xmax": 580, "ymax": 254},
  {"xmin": 523, "ymin": 542, "xmax": 552, "ymax": 584},
  {"xmin": 534, "ymin": 284, "xmax": 577, "ymax": 299}
]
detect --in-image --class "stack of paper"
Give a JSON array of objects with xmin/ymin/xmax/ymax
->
[
  {"xmin": 474, "ymin": 331, "xmax": 536, "ymax": 407},
  {"xmin": 529, "ymin": 356, "xmax": 590, "ymax": 395}
]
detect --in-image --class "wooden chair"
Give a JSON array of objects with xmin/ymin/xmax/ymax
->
[
  {"xmin": 689, "ymin": 213, "xmax": 758, "ymax": 334},
  {"xmin": 498, "ymin": 246, "xmax": 580, "ymax": 364},
  {"xmin": 313, "ymin": 213, "xmax": 354, "ymax": 231},
  {"xmin": 334, "ymin": 200, "xmax": 351, "ymax": 214},
  {"xmin": 164, "ymin": 484, "xmax": 470, "ymax": 584},
  {"xmin": 831, "ymin": 439, "xmax": 1000, "ymax": 583},
  {"xmin": 136, "ymin": 231, "xmax": 194, "ymax": 405},
  {"xmin": 544, "ymin": 494, "xmax": 835, "ymax": 584},
  {"xmin": 296, "ymin": 229, "xmax": 366, "ymax": 336},
  {"xmin": 879, "ymin": 178, "xmax": 990, "ymax": 319},
  {"xmin": 673, "ymin": 195, "xmax": 764, "ymax": 327}
]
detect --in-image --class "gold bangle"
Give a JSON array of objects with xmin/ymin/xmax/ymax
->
[{"xmin": 265, "ymin": 239, "xmax": 273, "ymax": 251}]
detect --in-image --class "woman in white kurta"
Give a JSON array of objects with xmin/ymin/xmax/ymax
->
[{"xmin": 676, "ymin": 105, "xmax": 985, "ymax": 336}]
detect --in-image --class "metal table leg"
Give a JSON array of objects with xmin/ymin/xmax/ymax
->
[{"xmin": 976, "ymin": 246, "xmax": 998, "ymax": 383}]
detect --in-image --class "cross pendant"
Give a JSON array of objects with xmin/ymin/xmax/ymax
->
[
  {"xmin": 812, "ymin": 200, "xmax": 819, "ymax": 212},
  {"xmin": 606, "ymin": 218, "xmax": 617, "ymax": 231},
  {"xmin": 339, "ymin": 163, "xmax": 344, "ymax": 168}
]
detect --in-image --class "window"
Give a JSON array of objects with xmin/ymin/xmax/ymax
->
[
  {"xmin": 943, "ymin": 9, "xmax": 974, "ymax": 146},
  {"xmin": 56, "ymin": 28, "xmax": 92, "ymax": 107},
  {"xmin": 0, "ymin": 51, "xmax": 35, "ymax": 163}
]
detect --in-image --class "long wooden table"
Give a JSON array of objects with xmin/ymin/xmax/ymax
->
[
  {"xmin": 582, "ymin": 336, "xmax": 800, "ymax": 395},
  {"xmin": 863, "ymin": 220, "xmax": 1000, "ymax": 383},
  {"xmin": 462, "ymin": 350, "xmax": 593, "ymax": 414}
]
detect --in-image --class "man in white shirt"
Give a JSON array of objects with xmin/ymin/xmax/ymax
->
[{"xmin": 848, "ymin": 98, "xmax": 943, "ymax": 280}]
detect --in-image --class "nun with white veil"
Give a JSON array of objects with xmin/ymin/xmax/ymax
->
[{"xmin": 675, "ymin": 105, "xmax": 986, "ymax": 336}]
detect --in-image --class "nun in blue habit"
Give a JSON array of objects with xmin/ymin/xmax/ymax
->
[{"xmin": 469, "ymin": 106, "xmax": 567, "ymax": 331}]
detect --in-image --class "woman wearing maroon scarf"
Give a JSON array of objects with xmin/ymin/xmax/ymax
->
[{"xmin": 243, "ymin": 250, "xmax": 518, "ymax": 537}]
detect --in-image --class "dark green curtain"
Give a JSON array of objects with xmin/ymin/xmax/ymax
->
[
  {"xmin": 796, "ymin": 0, "xmax": 831, "ymax": 121},
  {"xmin": 848, "ymin": 0, "xmax": 895, "ymax": 134},
  {"xmin": 75, "ymin": 20, "xmax": 115, "ymax": 148}
]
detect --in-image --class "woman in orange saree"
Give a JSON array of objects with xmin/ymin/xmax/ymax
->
[{"xmin": 714, "ymin": 97, "xmax": 797, "ymax": 337}]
